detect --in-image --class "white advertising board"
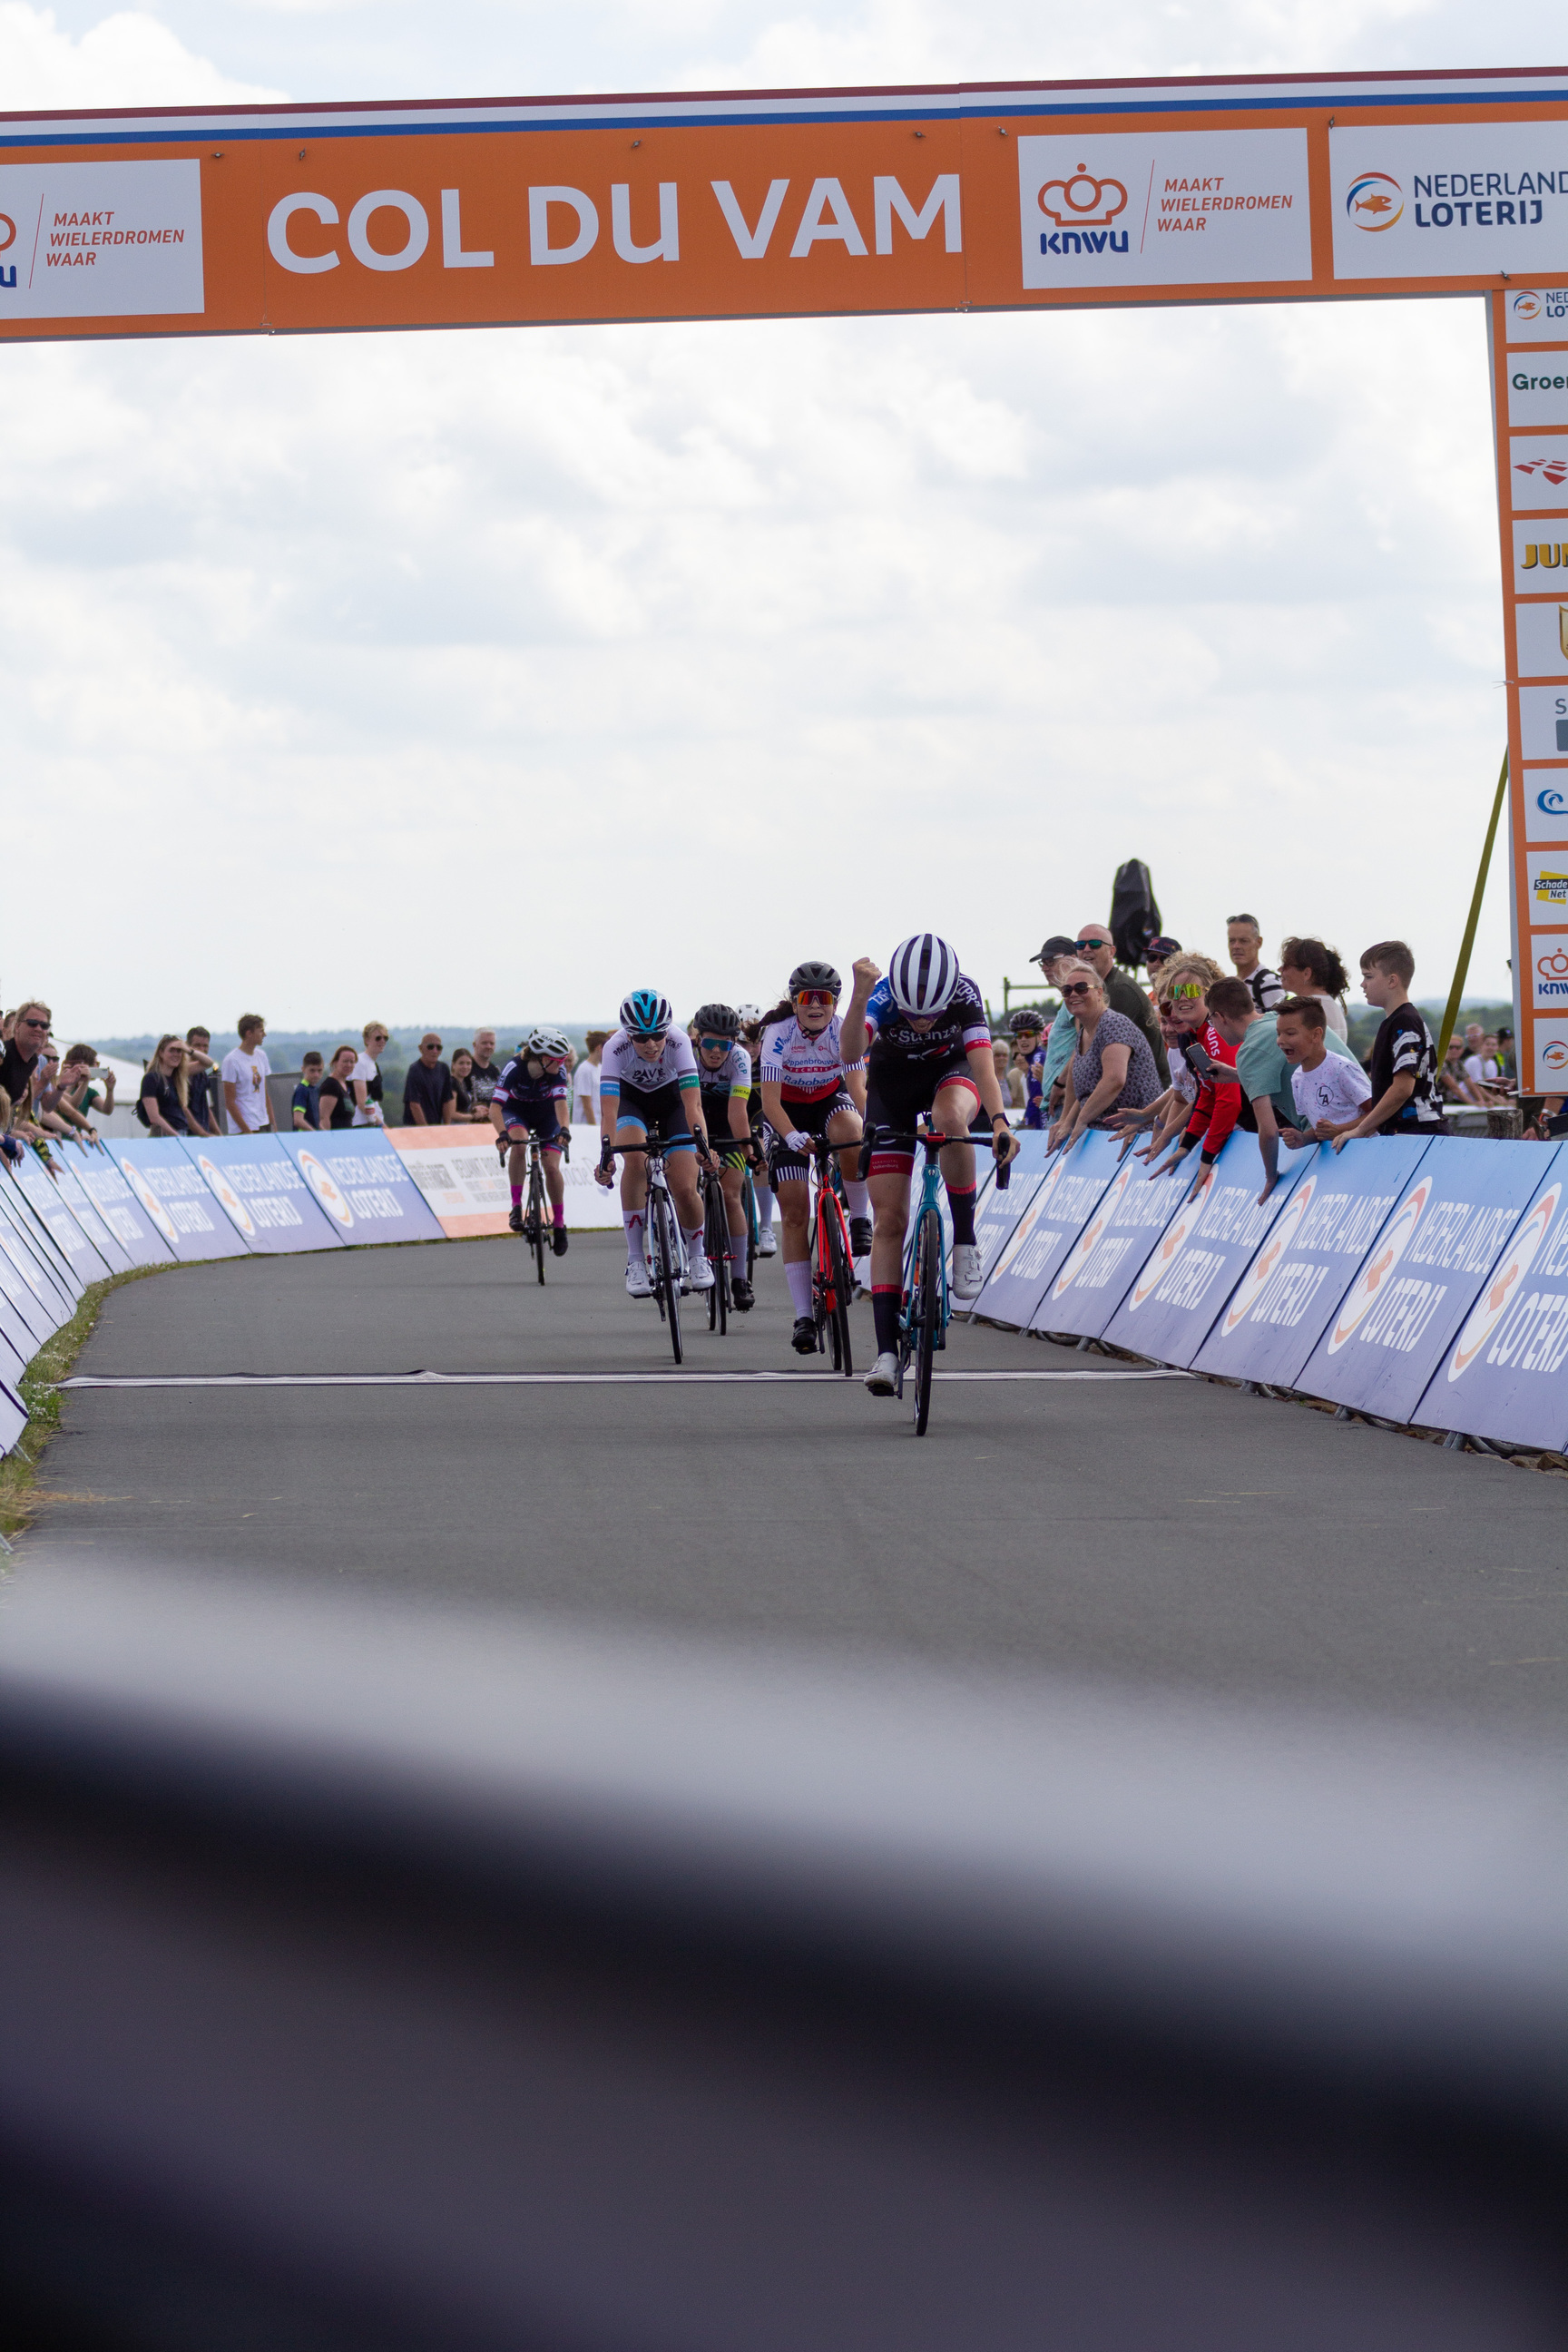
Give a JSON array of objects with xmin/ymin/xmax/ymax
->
[
  {"xmin": 1016, "ymin": 130, "xmax": 1310, "ymax": 292},
  {"xmin": 1331, "ymin": 125, "xmax": 1568, "ymax": 282},
  {"xmin": 0, "ymin": 159, "xmax": 203, "ymax": 320}
]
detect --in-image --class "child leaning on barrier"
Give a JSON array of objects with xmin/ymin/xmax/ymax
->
[
  {"xmin": 1329, "ymin": 943, "xmax": 1444, "ymax": 1149},
  {"xmin": 1273, "ymin": 996, "xmax": 1372, "ymax": 1148},
  {"xmin": 292, "ymin": 1053, "xmax": 325, "ymax": 1132}
]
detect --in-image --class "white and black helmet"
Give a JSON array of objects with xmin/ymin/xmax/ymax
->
[
  {"xmin": 887, "ymin": 933, "xmax": 961, "ymax": 1018},
  {"xmin": 525, "ymin": 1025, "xmax": 572, "ymax": 1061}
]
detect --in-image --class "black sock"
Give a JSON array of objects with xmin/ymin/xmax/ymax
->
[
  {"xmin": 947, "ymin": 1182, "xmax": 976, "ymax": 1245},
  {"xmin": 872, "ymin": 1286, "xmax": 900, "ymax": 1353}
]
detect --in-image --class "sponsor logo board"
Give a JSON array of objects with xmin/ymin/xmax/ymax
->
[
  {"xmin": 1509, "ymin": 442, "xmax": 1568, "ymax": 514},
  {"xmin": 1412, "ymin": 1150, "xmax": 1568, "ymax": 1450},
  {"xmin": 1529, "ymin": 930, "xmax": 1568, "ymax": 1008},
  {"xmin": 1526, "ymin": 850, "xmax": 1568, "ymax": 920},
  {"xmin": 1331, "ymin": 125, "xmax": 1568, "ymax": 281},
  {"xmin": 1513, "ymin": 533, "xmax": 1568, "ymax": 593},
  {"xmin": 1530, "ymin": 1019, "xmax": 1568, "ymax": 1082},
  {"xmin": 1513, "ymin": 598, "xmax": 1568, "ymax": 677},
  {"xmin": 1508, "ymin": 365, "xmax": 1568, "ymax": 430},
  {"xmin": 1504, "ymin": 287, "xmax": 1568, "ymax": 341},
  {"xmin": 1526, "ymin": 777, "xmax": 1568, "ymax": 842},
  {"xmin": 0, "ymin": 159, "xmax": 203, "ymax": 320},
  {"xmin": 1517, "ymin": 683, "xmax": 1568, "ymax": 761},
  {"xmin": 1016, "ymin": 130, "xmax": 1310, "ymax": 292}
]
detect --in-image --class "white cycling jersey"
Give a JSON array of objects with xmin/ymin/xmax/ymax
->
[
  {"xmin": 759, "ymin": 1014, "xmax": 861, "ymax": 1104},
  {"xmin": 599, "ymin": 1027, "xmax": 700, "ymax": 1096}
]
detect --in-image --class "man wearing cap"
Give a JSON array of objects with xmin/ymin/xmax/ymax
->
[
  {"xmin": 1057, "ymin": 922, "xmax": 1170, "ymax": 1088},
  {"xmin": 1028, "ymin": 935, "xmax": 1083, "ymax": 1131}
]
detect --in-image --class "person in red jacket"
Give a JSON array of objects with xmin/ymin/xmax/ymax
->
[{"xmin": 1160, "ymin": 975, "xmax": 1241, "ymax": 1196}]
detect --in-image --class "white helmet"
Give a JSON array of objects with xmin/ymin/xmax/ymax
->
[
  {"xmin": 525, "ymin": 1025, "xmax": 572, "ymax": 1062},
  {"xmin": 887, "ymin": 933, "xmax": 960, "ymax": 1018}
]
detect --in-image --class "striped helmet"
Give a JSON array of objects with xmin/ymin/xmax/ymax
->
[
  {"xmin": 887, "ymin": 934, "xmax": 960, "ymax": 1018},
  {"xmin": 620, "ymin": 989, "xmax": 671, "ymax": 1037}
]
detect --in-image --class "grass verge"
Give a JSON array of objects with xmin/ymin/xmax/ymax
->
[{"xmin": 0, "ymin": 1263, "xmax": 167, "ymax": 1543}]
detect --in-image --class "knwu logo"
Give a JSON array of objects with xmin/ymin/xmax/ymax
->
[
  {"xmin": 1537, "ymin": 945, "xmax": 1568, "ymax": 1000},
  {"xmin": 1037, "ymin": 165, "xmax": 1130, "ymax": 257},
  {"xmin": 1346, "ymin": 172, "xmax": 1404, "ymax": 230},
  {"xmin": 0, "ymin": 210, "xmax": 15, "ymax": 290}
]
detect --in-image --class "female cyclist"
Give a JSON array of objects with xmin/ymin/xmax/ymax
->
[
  {"xmin": 593, "ymin": 990, "xmax": 712, "ymax": 1296},
  {"xmin": 692, "ymin": 1001, "xmax": 757, "ymax": 1310},
  {"xmin": 758, "ymin": 959, "xmax": 876, "ymax": 1357},
  {"xmin": 490, "ymin": 1025, "xmax": 573, "ymax": 1253},
  {"xmin": 839, "ymin": 933, "xmax": 1018, "ymax": 1397}
]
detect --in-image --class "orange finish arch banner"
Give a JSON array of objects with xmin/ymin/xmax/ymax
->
[{"xmin": 5, "ymin": 64, "xmax": 1568, "ymax": 1081}]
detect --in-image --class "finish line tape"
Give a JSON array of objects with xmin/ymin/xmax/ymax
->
[{"xmin": 58, "ymin": 1367, "xmax": 1191, "ymax": 1390}]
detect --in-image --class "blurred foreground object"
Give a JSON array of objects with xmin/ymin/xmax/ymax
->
[{"xmin": 0, "ymin": 1563, "xmax": 1563, "ymax": 2350}]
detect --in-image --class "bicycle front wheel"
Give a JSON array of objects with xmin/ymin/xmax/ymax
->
[
  {"xmin": 910, "ymin": 1204, "xmax": 941, "ymax": 1436},
  {"xmin": 741, "ymin": 1170, "xmax": 759, "ymax": 1280},
  {"xmin": 705, "ymin": 1179, "xmax": 729, "ymax": 1335},
  {"xmin": 652, "ymin": 1190, "xmax": 683, "ymax": 1365},
  {"xmin": 529, "ymin": 1158, "xmax": 547, "ymax": 1285},
  {"xmin": 818, "ymin": 1191, "xmax": 854, "ymax": 1378}
]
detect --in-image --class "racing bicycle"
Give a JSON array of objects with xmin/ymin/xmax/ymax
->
[
  {"xmin": 804, "ymin": 1132, "xmax": 858, "ymax": 1379},
  {"xmin": 506, "ymin": 1129, "xmax": 567, "ymax": 1287},
  {"xmin": 600, "ymin": 1136, "xmax": 689, "ymax": 1366},
  {"xmin": 865, "ymin": 1123, "xmax": 1011, "ymax": 1436}
]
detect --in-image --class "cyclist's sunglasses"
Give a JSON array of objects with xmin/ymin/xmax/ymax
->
[
  {"xmin": 698, "ymin": 1034, "xmax": 732, "ymax": 1052},
  {"xmin": 794, "ymin": 988, "xmax": 838, "ymax": 1008},
  {"xmin": 632, "ymin": 1027, "xmax": 668, "ymax": 1043}
]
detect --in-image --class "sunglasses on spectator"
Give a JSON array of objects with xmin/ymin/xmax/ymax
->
[
  {"xmin": 18, "ymin": 1016, "xmax": 49, "ymax": 1031},
  {"xmin": 1172, "ymin": 981, "xmax": 1205, "ymax": 999},
  {"xmin": 794, "ymin": 988, "xmax": 837, "ymax": 1008},
  {"xmin": 1061, "ymin": 980, "xmax": 1096, "ymax": 1000},
  {"xmin": 1073, "ymin": 940, "xmax": 1105, "ymax": 953}
]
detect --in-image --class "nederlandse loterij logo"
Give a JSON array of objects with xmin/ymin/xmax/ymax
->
[
  {"xmin": 197, "ymin": 1154, "xmax": 256, "ymax": 1239},
  {"xmin": 1036, "ymin": 164, "xmax": 1130, "ymax": 256},
  {"xmin": 1514, "ymin": 290, "xmax": 1545, "ymax": 320},
  {"xmin": 1543, "ymin": 1036, "xmax": 1568, "ymax": 1073},
  {"xmin": 1346, "ymin": 172, "xmax": 1404, "ymax": 230},
  {"xmin": 1325, "ymin": 1175, "xmax": 1431, "ymax": 1355},
  {"xmin": 297, "ymin": 1148, "xmax": 356, "ymax": 1228},
  {"xmin": 1445, "ymin": 1183, "xmax": 1561, "ymax": 1381}
]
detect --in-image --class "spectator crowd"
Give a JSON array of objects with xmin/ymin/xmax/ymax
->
[{"xmin": 0, "ymin": 909, "xmax": 1548, "ymax": 1184}]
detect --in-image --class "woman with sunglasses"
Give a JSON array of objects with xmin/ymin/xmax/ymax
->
[
  {"xmin": 691, "ymin": 1002, "xmax": 757, "ymax": 1311},
  {"xmin": 757, "ymin": 960, "xmax": 875, "ymax": 1357},
  {"xmin": 1160, "ymin": 964, "xmax": 1244, "ymax": 1197},
  {"xmin": 1048, "ymin": 964, "xmax": 1162, "ymax": 1155},
  {"xmin": 594, "ymin": 990, "xmax": 713, "ymax": 1298}
]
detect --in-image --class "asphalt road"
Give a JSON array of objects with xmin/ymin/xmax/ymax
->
[{"xmin": 17, "ymin": 1231, "xmax": 1568, "ymax": 1731}]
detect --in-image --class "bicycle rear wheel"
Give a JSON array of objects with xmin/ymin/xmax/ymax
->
[
  {"xmin": 704, "ymin": 1178, "xmax": 729, "ymax": 1335},
  {"xmin": 528, "ymin": 1156, "xmax": 547, "ymax": 1285},
  {"xmin": 652, "ymin": 1189, "xmax": 683, "ymax": 1365},
  {"xmin": 910, "ymin": 1205, "xmax": 940, "ymax": 1436},
  {"xmin": 741, "ymin": 1170, "xmax": 759, "ymax": 1280}
]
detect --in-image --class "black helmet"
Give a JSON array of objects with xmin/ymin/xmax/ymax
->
[
  {"xmin": 789, "ymin": 960, "xmax": 841, "ymax": 998},
  {"xmin": 1008, "ymin": 1008, "xmax": 1045, "ymax": 1035},
  {"xmin": 692, "ymin": 1002, "xmax": 740, "ymax": 1038}
]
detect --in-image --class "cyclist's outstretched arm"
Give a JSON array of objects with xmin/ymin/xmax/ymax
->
[{"xmin": 838, "ymin": 957, "xmax": 880, "ymax": 1066}]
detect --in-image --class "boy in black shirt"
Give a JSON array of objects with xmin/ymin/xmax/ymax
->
[{"xmin": 1330, "ymin": 940, "xmax": 1443, "ymax": 1150}]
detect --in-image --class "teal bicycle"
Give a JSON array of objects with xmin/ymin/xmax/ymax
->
[{"xmin": 866, "ymin": 1122, "xmax": 1011, "ymax": 1436}]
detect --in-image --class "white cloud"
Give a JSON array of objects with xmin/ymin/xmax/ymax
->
[{"xmin": 0, "ymin": 5, "xmax": 279, "ymax": 105}]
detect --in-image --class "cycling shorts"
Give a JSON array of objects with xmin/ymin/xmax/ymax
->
[
  {"xmin": 501, "ymin": 1104, "xmax": 566, "ymax": 1149},
  {"xmin": 767, "ymin": 1088, "xmax": 858, "ymax": 1182},
  {"xmin": 611, "ymin": 1078, "xmax": 697, "ymax": 1153},
  {"xmin": 701, "ymin": 1091, "xmax": 751, "ymax": 1167},
  {"xmin": 864, "ymin": 1051, "xmax": 978, "ymax": 1176}
]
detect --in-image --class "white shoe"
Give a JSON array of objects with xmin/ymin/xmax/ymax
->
[
  {"xmin": 688, "ymin": 1252, "xmax": 715, "ymax": 1291},
  {"xmin": 952, "ymin": 1242, "xmax": 985, "ymax": 1299},
  {"xmin": 626, "ymin": 1259, "xmax": 652, "ymax": 1298},
  {"xmin": 757, "ymin": 1228, "xmax": 778, "ymax": 1257},
  {"xmin": 865, "ymin": 1350, "xmax": 899, "ymax": 1396}
]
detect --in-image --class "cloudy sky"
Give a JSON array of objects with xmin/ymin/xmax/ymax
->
[{"xmin": 2, "ymin": 1, "xmax": 1553, "ymax": 1035}]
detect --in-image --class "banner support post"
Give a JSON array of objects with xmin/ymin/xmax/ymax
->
[{"xmin": 1436, "ymin": 750, "xmax": 1508, "ymax": 1067}]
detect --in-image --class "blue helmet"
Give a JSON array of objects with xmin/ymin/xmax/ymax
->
[{"xmin": 620, "ymin": 989, "xmax": 671, "ymax": 1038}]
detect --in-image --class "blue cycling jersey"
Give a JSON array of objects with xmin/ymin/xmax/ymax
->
[{"xmin": 493, "ymin": 1055, "xmax": 569, "ymax": 1122}]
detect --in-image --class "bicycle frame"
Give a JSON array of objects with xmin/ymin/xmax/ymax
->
[{"xmin": 900, "ymin": 1133, "xmax": 952, "ymax": 1354}]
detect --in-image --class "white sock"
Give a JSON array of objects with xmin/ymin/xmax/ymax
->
[
  {"xmin": 785, "ymin": 1258, "xmax": 813, "ymax": 1318},
  {"xmin": 622, "ymin": 1210, "xmax": 643, "ymax": 1259},
  {"xmin": 755, "ymin": 1181, "xmax": 775, "ymax": 1231},
  {"xmin": 844, "ymin": 1176, "xmax": 869, "ymax": 1220},
  {"xmin": 684, "ymin": 1224, "xmax": 706, "ymax": 1261}
]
